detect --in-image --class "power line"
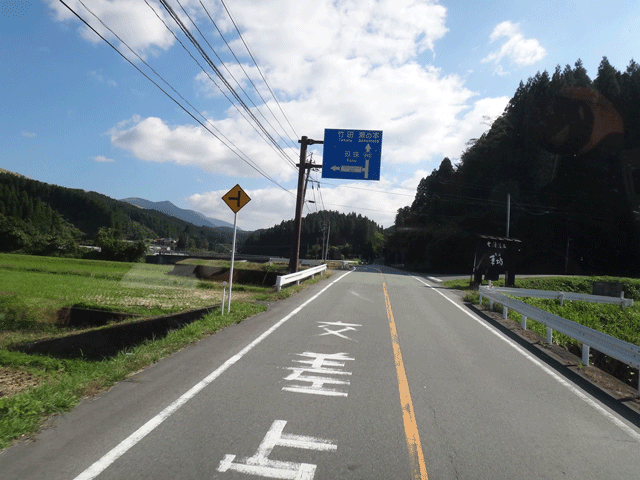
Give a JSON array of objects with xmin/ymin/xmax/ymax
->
[
  {"xmin": 156, "ymin": 0, "xmax": 296, "ymax": 170},
  {"xmin": 317, "ymin": 181, "xmax": 326, "ymax": 211},
  {"xmin": 316, "ymin": 180, "xmax": 415, "ymax": 197},
  {"xmin": 218, "ymin": 0, "xmax": 299, "ymax": 141},
  {"xmin": 321, "ymin": 202, "xmax": 399, "ymax": 214},
  {"xmin": 142, "ymin": 0, "xmax": 292, "ymax": 173},
  {"xmin": 172, "ymin": 0, "xmax": 297, "ymax": 169},
  {"xmin": 63, "ymin": 0, "xmax": 292, "ymax": 196},
  {"xmin": 198, "ymin": 0, "xmax": 299, "ymax": 153}
]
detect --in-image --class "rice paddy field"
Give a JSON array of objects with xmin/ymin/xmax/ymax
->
[{"xmin": 0, "ymin": 253, "xmax": 323, "ymax": 448}]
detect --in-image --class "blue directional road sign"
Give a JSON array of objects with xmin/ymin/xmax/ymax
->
[{"xmin": 322, "ymin": 129, "xmax": 382, "ymax": 180}]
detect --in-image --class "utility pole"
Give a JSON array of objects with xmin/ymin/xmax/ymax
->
[
  {"xmin": 324, "ymin": 221, "xmax": 331, "ymax": 261},
  {"xmin": 289, "ymin": 136, "xmax": 322, "ymax": 273},
  {"xmin": 321, "ymin": 223, "xmax": 327, "ymax": 262},
  {"xmin": 506, "ymin": 193, "xmax": 511, "ymax": 238}
]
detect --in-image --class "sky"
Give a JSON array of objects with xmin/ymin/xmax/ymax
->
[{"xmin": 2, "ymin": 0, "xmax": 640, "ymax": 232}]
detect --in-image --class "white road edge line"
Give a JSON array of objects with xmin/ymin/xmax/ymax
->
[
  {"xmin": 72, "ymin": 269, "xmax": 354, "ymax": 480},
  {"xmin": 412, "ymin": 275, "xmax": 640, "ymax": 442}
]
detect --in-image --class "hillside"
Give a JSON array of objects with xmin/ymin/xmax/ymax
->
[
  {"xmin": 0, "ymin": 171, "xmax": 237, "ymax": 256},
  {"xmin": 387, "ymin": 58, "xmax": 640, "ymax": 275}
]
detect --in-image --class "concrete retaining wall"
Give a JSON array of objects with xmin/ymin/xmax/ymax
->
[{"xmin": 13, "ymin": 305, "xmax": 218, "ymax": 360}]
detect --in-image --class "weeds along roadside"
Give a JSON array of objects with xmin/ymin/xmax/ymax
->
[{"xmin": 0, "ymin": 253, "xmax": 333, "ymax": 449}]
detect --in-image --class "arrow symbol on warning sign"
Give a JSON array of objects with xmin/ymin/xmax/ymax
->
[{"xmin": 222, "ymin": 184, "xmax": 251, "ymax": 213}]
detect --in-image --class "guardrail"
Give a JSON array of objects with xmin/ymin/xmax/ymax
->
[
  {"xmin": 269, "ymin": 257, "xmax": 324, "ymax": 267},
  {"xmin": 275, "ymin": 264, "xmax": 327, "ymax": 292},
  {"xmin": 489, "ymin": 286, "xmax": 633, "ymax": 308},
  {"xmin": 479, "ymin": 285, "xmax": 640, "ymax": 392}
]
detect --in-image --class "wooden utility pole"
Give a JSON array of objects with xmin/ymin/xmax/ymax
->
[
  {"xmin": 506, "ymin": 193, "xmax": 511, "ymax": 238},
  {"xmin": 289, "ymin": 136, "xmax": 322, "ymax": 273}
]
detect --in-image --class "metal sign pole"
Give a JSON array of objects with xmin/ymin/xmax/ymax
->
[
  {"xmin": 221, "ymin": 282, "xmax": 227, "ymax": 315},
  {"xmin": 221, "ymin": 184, "xmax": 250, "ymax": 313},
  {"xmin": 227, "ymin": 212, "xmax": 238, "ymax": 313}
]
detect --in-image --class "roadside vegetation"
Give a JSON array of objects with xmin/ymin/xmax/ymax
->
[
  {"xmin": 444, "ymin": 276, "xmax": 640, "ymax": 386},
  {"xmin": 0, "ymin": 253, "xmax": 330, "ymax": 449}
]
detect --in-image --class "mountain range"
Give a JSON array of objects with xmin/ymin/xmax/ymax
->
[{"xmin": 120, "ymin": 198, "xmax": 239, "ymax": 231}]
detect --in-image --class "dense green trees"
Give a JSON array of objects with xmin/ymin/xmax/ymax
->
[
  {"xmin": 0, "ymin": 176, "xmax": 82, "ymax": 256},
  {"xmin": 0, "ymin": 172, "xmax": 232, "ymax": 260},
  {"xmin": 388, "ymin": 58, "xmax": 640, "ymax": 275},
  {"xmin": 241, "ymin": 210, "xmax": 384, "ymax": 261},
  {"xmin": 95, "ymin": 228, "xmax": 147, "ymax": 262}
]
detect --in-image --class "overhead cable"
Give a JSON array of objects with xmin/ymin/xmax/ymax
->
[
  {"xmin": 198, "ymin": 0, "xmax": 299, "ymax": 153},
  {"xmin": 157, "ymin": 0, "xmax": 296, "ymax": 170},
  {"xmin": 218, "ymin": 0, "xmax": 299, "ymax": 140},
  {"xmin": 62, "ymin": 0, "xmax": 292, "ymax": 195},
  {"xmin": 144, "ymin": 0, "xmax": 291, "ymax": 171},
  {"xmin": 172, "ymin": 0, "xmax": 297, "ymax": 169}
]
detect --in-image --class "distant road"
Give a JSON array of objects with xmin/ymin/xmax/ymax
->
[{"xmin": 2, "ymin": 266, "xmax": 639, "ymax": 479}]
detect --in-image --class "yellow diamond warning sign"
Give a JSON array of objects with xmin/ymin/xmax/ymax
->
[{"xmin": 222, "ymin": 184, "xmax": 251, "ymax": 213}]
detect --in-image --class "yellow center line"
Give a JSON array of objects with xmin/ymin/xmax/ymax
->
[{"xmin": 382, "ymin": 278, "xmax": 429, "ymax": 480}]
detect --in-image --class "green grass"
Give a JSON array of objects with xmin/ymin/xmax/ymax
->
[
  {"xmin": 0, "ymin": 253, "xmax": 333, "ymax": 448},
  {"xmin": 444, "ymin": 275, "xmax": 640, "ymax": 351},
  {"xmin": 0, "ymin": 255, "xmax": 226, "ymax": 324},
  {"xmin": 0, "ymin": 252, "xmax": 134, "ymax": 279},
  {"xmin": 0, "ymin": 303, "xmax": 264, "ymax": 448}
]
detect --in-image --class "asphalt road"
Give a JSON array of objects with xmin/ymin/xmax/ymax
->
[{"xmin": 2, "ymin": 266, "xmax": 640, "ymax": 479}]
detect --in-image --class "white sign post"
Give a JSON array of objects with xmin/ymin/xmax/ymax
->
[{"xmin": 221, "ymin": 185, "xmax": 251, "ymax": 313}]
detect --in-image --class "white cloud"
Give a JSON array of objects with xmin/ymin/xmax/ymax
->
[
  {"xmin": 21, "ymin": 130, "xmax": 37, "ymax": 138},
  {"xmin": 89, "ymin": 70, "xmax": 117, "ymax": 86},
  {"xmin": 47, "ymin": 0, "xmax": 182, "ymax": 59},
  {"xmin": 189, "ymin": 187, "xmax": 297, "ymax": 232},
  {"xmin": 108, "ymin": 115, "xmax": 298, "ymax": 182},
  {"xmin": 93, "ymin": 155, "xmax": 114, "ymax": 162},
  {"xmin": 54, "ymin": 0, "xmax": 517, "ymax": 230},
  {"xmin": 188, "ymin": 180, "xmax": 415, "ymax": 231},
  {"xmin": 482, "ymin": 21, "xmax": 546, "ymax": 73},
  {"xmin": 436, "ymin": 96, "xmax": 510, "ymax": 155},
  {"xmin": 222, "ymin": 0, "xmax": 449, "ymax": 95}
]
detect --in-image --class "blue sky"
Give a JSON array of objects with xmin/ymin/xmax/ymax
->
[{"xmin": 2, "ymin": 0, "xmax": 639, "ymax": 231}]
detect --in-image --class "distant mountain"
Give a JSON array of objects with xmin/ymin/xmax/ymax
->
[{"xmin": 121, "ymin": 198, "xmax": 238, "ymax": 230}]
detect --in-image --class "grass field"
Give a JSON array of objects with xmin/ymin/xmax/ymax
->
[{"xmin": 0, "ymin": 253, "xmax": 329, "ymax": 448}]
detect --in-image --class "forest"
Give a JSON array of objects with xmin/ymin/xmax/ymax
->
[
  {"xmin": 0, "ymin": 171, "xmax": 384, "ymax": 263},
  {"xmin": 3, "ymin": 57, "xmax": 640, "ymax": 273},
  {"xmin": 0, "ymin": 172, "xmax": 233, "ymax": 260},
  {"xmin": 386, "ymin": 58, "xmax": 640, "ymax": 275},
  {"xmin": 241, "ymin": 210, "xmax": 385, "ymax": 261}
]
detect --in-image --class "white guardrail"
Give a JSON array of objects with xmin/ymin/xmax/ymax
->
[
  {"xmin": 269, "ymin": 258, "xmax": 324, "ymax": 267},
  {"xmin": 479, "ymin": 285, "xmax": 640, "ymax": 392},
  {"xmin": 275, "ymin": 264, "xmax": 327, "ymax": 292},
  {"xmin": 488, "ymin": 286, "xmax": 633, "ymax": 308}
]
